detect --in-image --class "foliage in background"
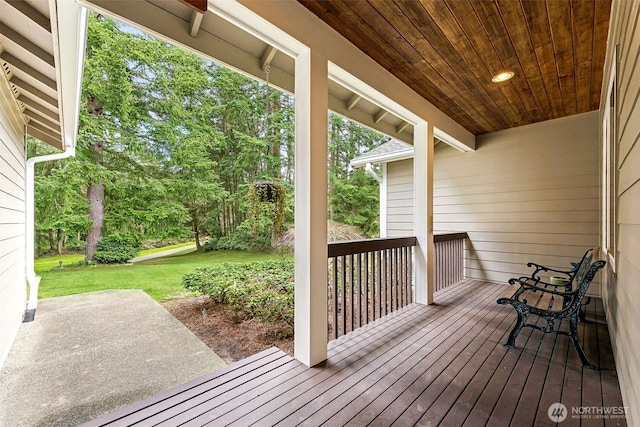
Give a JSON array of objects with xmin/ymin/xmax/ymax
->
[
  {"xmin": 182, "ymin": 259, "xmax": 294, "ymax": 332},
  {"xmin": 247, "ymin": 180, "xmax": 287, "ymax": 247},
  {"xmin": 328, "ymin": 114, "xmax": 387, "ymax": 236},
  {"xmin": 31, "ymin": 14, "xmax": 385, "ymax": 259},
  {"xmin": 37, "ymin": 250, "xmax": 287, "ymax": 301},
  {"xmin": 93, "ymin": 234, "xmax": 141, "ymax": 264},
  {"xmin": 202, "ymin": 221, "xmax": 270, "ymax": 252}
]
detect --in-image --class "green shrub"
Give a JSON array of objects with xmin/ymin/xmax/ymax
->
[
  {"xmin": 93, "ymin": 234, "xmax": 141, "ymax": 264},
  {"xmin": 203, "ymin": 222, "xmax": 271, "ymax": 252},
  {"xmin": 182, "ymin": 258, "xmax": 294, "ymax": 327}
]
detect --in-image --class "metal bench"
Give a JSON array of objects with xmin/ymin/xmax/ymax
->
[
  {"xmin": 497, "ymin": 258, "xmax": 606, "ymax": 369},
  {"xmin": 526, "ymin": 248, "xmax": 594, "ymax": 286},
  {"xmin": 521, "ymin": 248, "xmax": 596, "ymax": 320}
]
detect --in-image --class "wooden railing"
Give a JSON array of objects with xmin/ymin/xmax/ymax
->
[
  {"xmin": 327, "ymin": 237, "xmax": 417, "ymax": 341},
  {"xmin": 434, "ymin": 232, "xmax": 468, "ymax": 292}
]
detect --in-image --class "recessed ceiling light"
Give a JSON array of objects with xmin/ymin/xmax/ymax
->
[{"xmin": 491, "ymin": 71, "xmax": 514, "ymax": 83}]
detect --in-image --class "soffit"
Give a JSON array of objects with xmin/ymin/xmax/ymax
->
[
  {"xmin": 0, "ymin": 0, "xmax": 63, "ymax": 148},
  {"xmin": 299, "ymin": 0, "xmax": 612, "ymax": 135}
]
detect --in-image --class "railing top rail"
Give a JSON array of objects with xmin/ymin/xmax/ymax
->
[
  {"xmin": 434, "ymin": 232, "xmax": 469, "ymax": 243},
  {"xmin": 328, "ymin": 236, "xmax": 417, "ymax": 258}
]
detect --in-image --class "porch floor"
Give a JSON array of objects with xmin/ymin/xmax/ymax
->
[{"xmin": 84, "ymin": 279, "xmax": 626, "ymax": 426}]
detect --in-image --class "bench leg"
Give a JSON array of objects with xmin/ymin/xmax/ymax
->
[
  {"xmin": 569, "ymin": 317, "xmax": 597, "ymax": 369},
  {"xmin": 579, "ymin": 297, "xmax": 592, "ymax": 323},
  {"xmin": 505, "ymin": 306, "xmax": 528, "ymax": 347}
]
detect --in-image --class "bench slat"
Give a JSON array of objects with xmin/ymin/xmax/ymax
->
[
  {"xmin": 519, "ymin": 290, "xmax": 541, "ymax": 307},
  {"xmin": 550, "ymin": 295, "xmax": 564, "ymax": 311},
  {"xmin": 502, "ymin": 285, "xmax": 519, "ymax": 299},
  {"xmin": 536, "ymin": 291, "xmax": 554, "ymax": 310}
]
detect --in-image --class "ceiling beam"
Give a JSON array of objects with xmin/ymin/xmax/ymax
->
[
  {"xmin": 396, "ymin": 121, "xmax": 410, "ymax": 134},
  {"xmin": 260, "ymin": 45, "xmax": 278, "ymax": 71},
  {"xmin": 328, "ymin": 95, "xmax": 412, "ymax": 144},
  {"xmin": 1, "ymin": 52, "xmax": 57, "ymax": 91},
  {"xmin": 5, "ymin": 0, "xmax": 52, "ymax": 33},
  {"xmin": 373, "ymin": 109, "xmax": 388, "ymax": 124},
  {"xmin": 83, "ymin": 0, "xmax": 294, "ymax": 94},
  {"xmin": 11, "ymin": 78, "xmax": 58, "ymax": 109},
  {"xmin": 189, "ymin": 9, "xmax": 204, "ymax": 37},
  {"xmin": 346, "ymin": 94, "xmax": 361, "ymax": 111},
  {"xmin": 0, "ymin": 25, "xmax": 56, "ymax": 68}
]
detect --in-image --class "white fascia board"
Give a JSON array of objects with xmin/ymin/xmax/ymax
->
[
  {"xmin": 434, "ymin": 127, "xmax": 474, "ymax": 152},
  {"xmin": 209, "ymin": 0, "xmax": 307, "ymax": 59},
  {"xmin": 50, "ymin": 0, "xmax": 87, "ymax": 149},
  {"xmin": 350, "ymin": 149, "xmax": 414, "ymax": 168}
]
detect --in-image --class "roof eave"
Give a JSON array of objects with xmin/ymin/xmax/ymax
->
[
  {"xmin": 350, "ymin": 148, "xmax": 415, "ymax": 168},
  {"xmin": 49, "ymin": 0, "xmax": 87, "ymax": 150}
]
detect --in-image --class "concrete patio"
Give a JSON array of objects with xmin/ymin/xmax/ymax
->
[{"xmin": 0, "ymin": 290, "xmax": 226, "ymax": 427}]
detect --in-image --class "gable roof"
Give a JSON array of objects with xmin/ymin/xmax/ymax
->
[{"xmin": 350, "ymin": 139, "xmax": 414, "ymax": 168}]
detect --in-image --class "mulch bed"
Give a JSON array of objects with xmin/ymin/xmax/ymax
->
[{"xmin": 162, "ymin": 296, "xmax": 294, "ymax": 364}]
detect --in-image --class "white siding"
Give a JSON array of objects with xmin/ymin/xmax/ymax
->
[
  {"xmin": 434, "ymin": 112, "xmax": 600, "ymax": 287},
  {"xmin": 600, "ymin": 1, "xmax": 640, "ymax": 424},
  {"xmin": 0, "ymin": 83, "xmax": 26, "ymax": 368},
  {"xmin": 386, "ymin": 159, "xmax": 413, "ymax": 237}
]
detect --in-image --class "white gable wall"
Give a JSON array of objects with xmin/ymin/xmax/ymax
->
[
  {"xmin": 386, "ymin": 159, "xmax": 414, "ymax": 238},
  {"xmin": 0, "ymin": 79, "xmax": 27, "ymax": 368}
]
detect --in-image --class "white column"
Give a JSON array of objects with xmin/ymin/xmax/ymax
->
[
  {"xmin": 294, "ymin": 48, "xmax": 328, "ymax": 366},
  {"xmin": 380, "ymin": 163, "xmax": 387, "ymax": 238},
  {"xmin": 414, "ymin": 122, "xmax": 435, "ymax": 304}
]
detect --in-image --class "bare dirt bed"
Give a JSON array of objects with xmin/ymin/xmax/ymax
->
[{"xmin": 162, "ymin": 297, "xmax": 294, "ymax": 364}]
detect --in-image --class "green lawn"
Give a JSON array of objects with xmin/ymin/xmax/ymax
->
[
  {"xmin": 37, "ymin": 250, "xmax": 290, "ymax": 301},
  {"xmin": 33, "ymin": 241, "xmax": 197, "ymax": 274}
]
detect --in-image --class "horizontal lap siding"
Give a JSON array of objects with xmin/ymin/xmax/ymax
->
[
  {"xmin": 386, "ymin": 159, "xmax": 413, "ymax": 238},
  {"xmin": 601, "ymin": 0, "xmax": 640, "ymax": 424},
  {"xmin": 434, "ymin": 112, "xmax": 600, "ymax": 289},
  {"xmin": 0, "ymin": 91, "xmax": 26, "ymax": 368}
]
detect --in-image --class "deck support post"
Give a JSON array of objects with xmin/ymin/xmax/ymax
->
[
  {"xmin": 414, "ymin": 122, "xmax": 435, "ymax": 304},
  {"xmin": 294, "ymin": 47, "xmax": 328, "ymax": 367}
]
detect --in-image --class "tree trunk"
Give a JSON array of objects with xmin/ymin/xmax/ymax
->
[
  {"xmin": 193, "ymin": 219, "xmax": 201, "ymax": 251},
  {"xmin": 48, "ymin": 230, "xmax": 56, "ymax": 252},
  {"xmin": 85, "ymin": 181, "xmax": 104, "ymax": 261},
  {"xmin": 85, "ymin": 95, "xmax": 105, "ymax": 261},
  {"xmin": 56, "ymin": 230, "xmax": 64, "ymax": 256}
]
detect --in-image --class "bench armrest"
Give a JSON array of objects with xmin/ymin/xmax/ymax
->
[
  {"xmin": 510, "ymin": 275, "xmax": 572, "ymax": 289},
  {"xmin": 508, "ymin": 277, "xmax": 577, "ymax": 297},
  {"xmin": 526, "ymin": 262, "xmax": 576, "ymax": 276}
]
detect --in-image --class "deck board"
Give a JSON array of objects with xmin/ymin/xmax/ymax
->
[{"xmin": 83, "ymin": 279, "xmax": 626, "ymax": 427}]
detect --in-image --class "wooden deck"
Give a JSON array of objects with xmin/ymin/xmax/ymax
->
[{"xmin": 84, "ymin": 279, "xmax": 626, "ymax": 426}]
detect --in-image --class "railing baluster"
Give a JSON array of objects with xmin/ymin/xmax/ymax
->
[
  {"xmin": 365, "ymin": 251, "xmax": 369, "ymax": 325},
  {"xmin": 327, "ymin": 236, "xmax": 424, "ymax": 341},
  {"xmin": 372, "ymin": 250, "xmax": 376, "ymax": 321},
  {"xmin": 331, "ymin": 257, "xmax": 338, "ymax": 339},
  {"xmin": 340, "ymin": 255, "xmax": 347, "ymax": 335},
  {"xmin": 376, "ymin": 251, "xmax": 382, "ymax": 317},
  {"xmin": 357, "ymin": 252, "xmax": 361, "ymax": 328}
]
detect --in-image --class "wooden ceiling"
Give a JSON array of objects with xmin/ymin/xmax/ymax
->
[{"xmin": 299, "ymin": 0, "xmax": 611, "ymax": 135}]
